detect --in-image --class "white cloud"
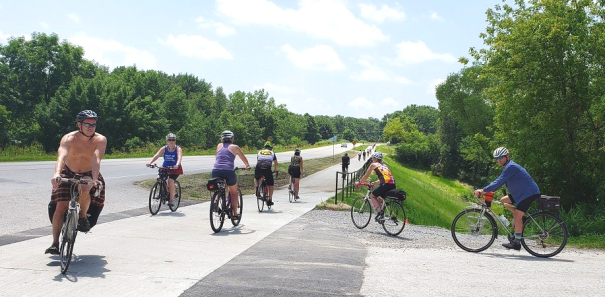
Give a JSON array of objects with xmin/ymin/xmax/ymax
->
[
  {"xmin": 427, "ymin": 78, "xmax": 445, "ymax": 95},
  {"xmin": 429, "ymin": 11, "xmax": 444, "ymax": 21},
  {"xmin": 359, "ymin": 3, "xmax": 405, "ymax": 23},
  {"xmin": 70, "ymin": 32, "xmax": 158, "ymax": 69},
  {"xmin": 159, "ymin": 34, "xmax": 233, "ymax": 60},
  {"xmin": 217, "ymin": 0, "xmax": 385, "ymax": 46},
  {"xmin": 351, "ymin": 59, "xmax": 412, "ymax": 84},
  {"xmin": 40, "ymin": 22, "xmax": 50, "ymax": 29},
  {"xmin": 348, "ymin": 97, "xmax": 376, "ymax": 110},
  {"xmin": 281, "ymin": 44, "xmax": 345, "ymax": 71},
  {"xmin": 68, "ymin": 13, "xmax": 81, "ymax": 23},
  {"xmin": 381, "ymin": 97, "xmax": 399, "ymax": 108},
  {"xmin": 195, "ymin": 17, "xmax": 236, "ymax": 36},
  {"xmin": 396, "ymin": 40, "xmax": 456, "ymax": 64}
]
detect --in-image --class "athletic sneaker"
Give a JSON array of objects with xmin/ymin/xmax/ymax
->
[
  {"xmin": 267, "ymin": 200, "xmax": 274, "ymax": 206},
  {"xmin": 45, "ymin": 243, "xmax": 59, "ymax": 255},
  {"xmin": 502, "ymin": 241, "xmax": 521, "ymax": 250},
  {"xmin": 78, "ymin": 217, "xmax": 91, "ymax": 232},
  {"xmin": 168, "ymin": 200, "xmax": 174, "ymax": 207}
]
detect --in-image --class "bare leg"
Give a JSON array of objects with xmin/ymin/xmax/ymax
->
[
  {"xmin": 79, "ymin": 184, "xmax": 92, "ymax": 219},
  {"xmin": 294, "ymin": 178, "xmax": 300, "ymax": 196},
  {"xmin": 268, "ymin": 185, "xmax": 274, "ymax": 201},
  {"xmin": 168, "ymin": 178, "xmax": 175, "ymax": 202},
  {"xmin": 228, "ymin": 184, "xmax": 239, "ymax": 217},
  {"xmin": 52, "ymin": 202, "xmax": 68, "ymax": 244}
]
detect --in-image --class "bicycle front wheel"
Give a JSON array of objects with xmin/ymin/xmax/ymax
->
[
  {"xmin": 169, "ymin": 181, "xmax": 182, "ymax": 212},
  {"xmin": 149, "ymin": 182, "xmax": 162, "ymax": 215},
  {"xmin": 256, "ymin": 185, "xmax": 264, "ymax": 212},
  {"xmin": 451, "ymin": 208, "xmax": 497, "ymax": 252},
  {"xmin": 350, "ymin": 196, "xmax": 372, "ymax": 229},
  {"xmin": 289, "ymin": 185, "xmax": 295, "ymax": 203},
  {"xmin": 210, "ymin": 192, "xmax": 225, "ymax": 233},
  {"xmin": 231, "ymin": 188, "xmax": 243, "ymax": 226},
  {"xmin": 381, "ymin": 200, "xmax": 406, "ymax": 236},
  {"xmin": 60, "ymin": 209, "xmax": 78, "ymax": 274},
  {"xmin": 521, "ymin": 212, "xmax": 568, "ymax": 258}
]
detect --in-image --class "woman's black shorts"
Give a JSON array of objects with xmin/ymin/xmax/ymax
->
[{"xmin": 288, "ymin": 165, "xmax": 301, "ymax": 178}]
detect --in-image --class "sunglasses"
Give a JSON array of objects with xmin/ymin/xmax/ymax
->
[
  {"xmin": 496, "ymin": 156, "xmax": 506, "ymax": 161},
  {"xmin": 82, "ymin": 122, "xmax": 97, "ymax": 128},
  {"xmin": 167, "ymin": 139, "xmax": 176, "ymax": 142}
]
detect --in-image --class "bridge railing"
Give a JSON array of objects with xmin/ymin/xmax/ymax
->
[{"xmin": 335, "ymin": 159, "xmax": 371, "ymax": 204}]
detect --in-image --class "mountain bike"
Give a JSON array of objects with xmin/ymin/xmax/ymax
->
[
  {"xmin": 206, "ymin": 168, "xmax": 243, "ymax": 233},
  {"xmin": 256, "ymin": 171, "xmax": 278, "ymax": 212},
  {"xmin": 451, "ymin": 193, "xmax": 568, "ymax": 258},
  {"xmin": 351, "ymin": 182, "xmax": 407, "ymax": 236},
  {"xmin": 147, "ymin": 164, "xmax": 181, "ymax": 215},
  {"xmin": 55, "ymin": 175, "xmax": 99, "ymax": 275}
]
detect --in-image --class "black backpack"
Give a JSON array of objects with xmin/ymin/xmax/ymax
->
[{"xmin": 386, "ymin": 189, "xmax": 407, "ymax": 201}]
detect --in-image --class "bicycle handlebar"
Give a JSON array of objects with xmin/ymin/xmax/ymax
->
[
  {"xmin": 147, "ymin": 163, "xmax": 176, "ymax": 170},
  {"xmin": 355, "ymin": 181, "xmax": 375, "ymax": 190}
]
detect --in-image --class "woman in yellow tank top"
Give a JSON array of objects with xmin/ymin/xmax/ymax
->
[{"xmin": 356, "ymin": 152, "xmax": 396, "ymax": 212}]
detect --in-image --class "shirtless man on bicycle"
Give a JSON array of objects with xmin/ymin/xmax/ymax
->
[
  {"xmin": 45, "ymin": 110, "xmax": 107, "ymax": 255},
  {"xmin": 474, "ymin": 147, "xmax": 541, "ymax": 250}
]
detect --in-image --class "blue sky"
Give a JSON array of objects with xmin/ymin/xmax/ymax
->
[{"xmin": 0, "ymin": 0, "xmax": 502, "ymax": 119}]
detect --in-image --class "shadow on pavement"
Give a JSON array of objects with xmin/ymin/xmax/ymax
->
[{"xmin": 50, "ymin": 254, "xmax": 110, "ymax": 282}]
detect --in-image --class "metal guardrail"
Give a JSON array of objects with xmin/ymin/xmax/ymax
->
[{"xmin": 335, "ymin": 159, "xmax": 372, "ymax": 204}]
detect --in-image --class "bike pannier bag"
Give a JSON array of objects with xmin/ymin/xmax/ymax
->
[
  {"xmin": 386, "ymin": 189, "xmax": 407, "ymax": 201},
  {"xmin": 206, "ymin": 178, "xmax": 221, "ymax": 191},
  {"xmin": 538, "ymin": 195, "xmax": 561, "ymax": 211}
]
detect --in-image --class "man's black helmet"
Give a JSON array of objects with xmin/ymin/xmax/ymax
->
[{"xmin": 77, "ymin": 110, "xmax": 98, "ymax": 122}]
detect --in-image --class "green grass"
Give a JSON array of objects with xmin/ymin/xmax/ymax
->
[{"xmin": 0, "ymin": 142, "xmax": 338, "ymax": 162}]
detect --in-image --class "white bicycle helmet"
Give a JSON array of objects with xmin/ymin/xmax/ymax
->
[
  {"xmin": 493, "ymin": 147, "xmax": 509, "ymax": 158},
  {"xmin": 371, "ymin": 152, "xmax": 383, "ymax": 160},
  {"xmin": 221, "ymin": 130, "xmax": 234, "ymax": 140},
  {"xmin": 165, "ymin": 133, "xmax": 176, "ymax": 140}
]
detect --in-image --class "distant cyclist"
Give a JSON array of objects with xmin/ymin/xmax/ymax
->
[
  {"xmin": 355, "ymin": 152, "xmax": 396, "ymax": 214},
  {"xmin": 474, "ymin": 147, "xmax": 540, "ymax": 250},
  {"xmin": 147, "ymin": 133, "xmax": 183, "ymax": 207},
  {"xmin": 288, "ymin": 148, "xmax": 304, "ymax": 199},
  {"xmin": 46, "ymin": 110, "xmax": 107, "ymax": 255},
  {"xmin": 212, "ymin": 131, "xmax": 251, "ymax": 220},
  {"xmin": 254, "ymin": 142, "xmax": 279, "ymax": 206}
]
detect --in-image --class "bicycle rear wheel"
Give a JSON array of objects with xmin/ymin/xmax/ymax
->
[
  {"xmin": 381, "ymin": 199, "xmax": 406, "ymax": 236},
  {"xmin": 451, "ymin": 208, "xmax": 497, "ymax": 252},
  {"xmin": 256, "ymin": 185, "xmax": 264, "ymax": 212},
  {"xmin": 521, "ymin": 212, "xmax": 568, "ymax": 258},
  {"xmin": 169, "ymin": 181, "xmax": 182, "ymax": 212},
  {"xmin": 231, "ymin": 188, "xmax": 243, "ymax": 226},
  {"xmin": 148, "ymin": 182, "xmax": 162, "ymax": 215},
  {"xmin": 210, "ymin": 192, "xmax": 225, "ymax": 233},
  {"xmin": 263, "ymin": 184, "xmax": 271, "ymax": 210},
  {"xmin": 60, "ymin": 209, "xmax": 78, "ymax": 274},
  {"xmin": 350, "ymin": 196, "xmax": 372, "ymax": 229}
]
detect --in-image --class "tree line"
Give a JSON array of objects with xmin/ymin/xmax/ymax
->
[
  {"xmin": 0, "ymin": 33, "xmax": 382, "ymax": 154},
  {"xmin": 382, "ymin": 0, "xmax": 604, "ymax": 209}
]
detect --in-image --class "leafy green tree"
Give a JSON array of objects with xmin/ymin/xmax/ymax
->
[{"xmin": 472, "ymin": 0, "xmax": 604, "ymax": 205}]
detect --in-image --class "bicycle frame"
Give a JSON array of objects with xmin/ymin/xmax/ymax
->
[{"xmin": 465, "ymin": 197, "xmax": 553, "ymax": 241}]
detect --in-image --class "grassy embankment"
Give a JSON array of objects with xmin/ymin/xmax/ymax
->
[{"xmin": 319, "ymin": 145, "xmax": 605, "ymax": 249}]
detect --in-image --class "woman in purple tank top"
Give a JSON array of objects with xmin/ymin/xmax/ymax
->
[{"xmin": 212, "ymin": 130, "xmax": 251, "ymax": 220}]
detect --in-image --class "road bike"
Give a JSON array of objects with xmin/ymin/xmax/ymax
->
[
  {"xmin": 451, "ymin": 193, "xmax": 568, "ymax": 258},
  {"xmin": 256, "ymin": 171, "xmax": 278, "ymax": 212},
  {"xmin": 288, "ymin": 174, "xmax": 299, "ymax": 203},
  {"xmin": 56, "ymin": 175, "xmax": 99, "ymax": 275},
  {"xmin": 147, "ymin": 164, "xmax": 181, "ymax": 215},
  {"xmin": 206, "ymin": 168, "xmax": 243, "ymax": 233},
  {"xmin": 350, "ymin": 182, "xmax": 407, "ymax": 236}
]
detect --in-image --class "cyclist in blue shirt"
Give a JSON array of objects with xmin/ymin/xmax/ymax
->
[
  {"xmin": 147, "ymin": 133, "xmax": 183, "ymax": 207},
  {"xmin": 474, "ymin": 147, "xmax": 541, "ymax": 250}
]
